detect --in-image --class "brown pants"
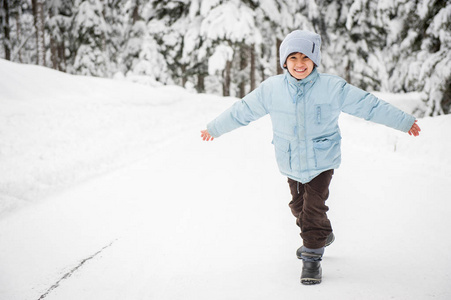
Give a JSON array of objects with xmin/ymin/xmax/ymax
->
[{"xmin": 288, "ymin": 170, "xmax": 334, "ymax": 249}]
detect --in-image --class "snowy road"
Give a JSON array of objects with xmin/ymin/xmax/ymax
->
[
  {"xmin": 1, "ymin": 59, "xmax": 451, "ymax": 299},
  {"xmin": 2, "ymin": 117, "xmax": 451, "ymax": 300}
]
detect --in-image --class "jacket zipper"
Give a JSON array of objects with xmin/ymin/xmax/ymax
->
[{"xmin": 303, "ymin": 86, "xmax": 309, "ymax": 179}]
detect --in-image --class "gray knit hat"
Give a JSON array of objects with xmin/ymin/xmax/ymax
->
[{"xmin": 279, "ymin": 30, "xmax": 322, "ymax": 69}]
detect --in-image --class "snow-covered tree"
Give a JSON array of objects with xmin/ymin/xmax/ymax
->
[
  {"xmin": 388, "ymin": 0, "xmax": 450, "ymax": 116},
  {"xmin": 417, "ymin": 1, "xmax": 451, "ymax": 116},
  {"xmin": 148, "ymin": 0, "xmax": 193, "ymax": 87},
  {"xmin": 125, "ymin": 18, "xmax": 172, "ymax": 85},
  {"xmin": 117, "ymin": 0, "xmax": 140, "ymax": 74},
  {"xmin": 47, "ymin": 0, "xmax": 73, "ymax": 72},
  {"xmin": 199, "ymin": 0, "xmax": 261, "ymax": 96},
  {"xmin": 1, "ymin": 0, "xmax": 450, "ymax": 115},
  {"xmin": 102, "ymin": 0, "xmax": 128, "ymax": 74},
  {"xmin": 256, "ymin": 0, "xmax": 292, "ymax": 77},
  {"xmin": 328, "ymin": 0, "xmax": 388, "ymax": 90},
  {"xmin": 70, "ymin": 0, "xmax": 110, "ymax": 77}
]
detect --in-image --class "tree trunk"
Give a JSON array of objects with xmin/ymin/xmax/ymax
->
[
  {"xmin": 32, "ymin": 0, "xmax": 45, "ymax": 66},
  {"xmin": 250, "ymin": 43, "xmax": 256, "ymax": 92},
  {"xmin": 50, "ymin": 37, "xmax": 58, "ymax": 69},
  {"xmin": 48, "ymin": 8, "xmax": 62, "ymax": 71},
  {"xmin": 14, "ymin": 8, "xmax": 22, "ymax": 62},
  {"xmin": 197, "ymin": 72, "xmax": 205, "ymax": 93},
  {"xmin": 276, "ymin": 38, "xmax": 283, "ymax": 74},
  {"xmin": 239, "ymin": 44, "xmax": 248, "ymax": 98},
  {"xmin": 181, "ymin": 64, "xmax": 187, "ymax": 87},
  {"xmin": 345, "ymin": 59, "xmax": 351, "ymax": 84},
  {"xmin": 223, "ymin": 60, "xmax": 232, "ymax": 97},
  {"xmin": 131, "ymin": 0, "xmax": 140, "ymax": 24},
  {"xmin": 2, "ymin": 0, "xmax": 11, "ymax": 60},
  {"xmin": 440, "ymin": 77, "xmax": 451, "ymax": 115},
  {"xmin": 260, "ymin": 65, "xmax": 265, "ymax": 82},
  {"xmin": 49, "ymin": 7, "xmax": 57, "ymax": 70},
  {"xmin": 57, "ymin": 41, "xmax": 66, "ymax": 71}
]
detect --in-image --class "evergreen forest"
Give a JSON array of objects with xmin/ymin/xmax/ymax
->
[{"xmin": 1, "ymin": 0, "xmax": 450, "ymax": 116}]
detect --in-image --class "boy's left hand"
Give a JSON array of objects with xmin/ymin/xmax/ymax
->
[{"xmin": 408, "ymin": 120, "xmax": 421, "ymax": 137}]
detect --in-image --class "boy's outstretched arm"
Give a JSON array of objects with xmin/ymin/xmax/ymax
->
[
  {"xmin": 408, "ymin": 120, "xmax": 421, "ymax": 137},
  {"xmin": 200, "ymin": 129, "xmax": 214, "ymax": 141}
]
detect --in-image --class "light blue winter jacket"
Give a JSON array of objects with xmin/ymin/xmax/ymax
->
[{"xmin": 207, "ymin": 68, "xmax": 415, "ymax": 183}]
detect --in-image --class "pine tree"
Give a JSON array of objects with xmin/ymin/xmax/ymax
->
[
  {"xmin": 388, "ymin": 0, "xmax": 450, "ymax": 116},
  {"xmin": 417, "ymin": 0, "xmax": 451, "ymax": 115},
  {"xmin": 255, "ymin": 0, "xmax": 291, "ymax": 76},
  {"xmin": 333, "ymin": 0, "xmax": 388, "ymax": 90},
  {"xmin": 199, "ymin": 0, "xmax": 261, "ymax": 96},
  {"xmin": 121, "ymin": 0, "xmax": 146, "ymax": 73},
  {"xmin": 5, "ymin": 0, "xmax": 36, "ymax": 64},
  {"xmin": 103, "ymin": 0, "xmax": 128, "ymax": 74},
  {"xmin": 47, "ymin": 0, "xmax": 72, "ymax": 72},
  {"xmin": 71, "ymin": 0, "xmax": 109, "ymax": 77},
  {"xmin": 121, "ymin": 0, "xmax": 172, "ymax": 85},
  {"xmin": 148, "ymin": 0, "xmax": 192, "ymax": 87}
]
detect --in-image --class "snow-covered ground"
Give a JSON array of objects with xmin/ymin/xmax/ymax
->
[{"xmin": 1, "ymin": 58, "xmax": 450, "ymax": 299}]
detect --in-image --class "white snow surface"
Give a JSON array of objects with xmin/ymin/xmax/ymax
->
[{"xmin": 1, "ymin": 59, "xmax": 451, "ymax": 299}]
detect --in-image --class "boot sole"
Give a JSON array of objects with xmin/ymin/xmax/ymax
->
[{"xmin": 301, "ymin": 278, "xmax": 322, "ymax": 285}]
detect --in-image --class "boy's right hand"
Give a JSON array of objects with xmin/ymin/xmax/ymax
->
[{"xmin": 200, "ymin": 129, "xmax": 214, "ymax": 141}]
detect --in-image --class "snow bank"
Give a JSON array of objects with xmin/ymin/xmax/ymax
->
[{"xmin": 0, "ymin": 59, "xmax": 227, "ymax": 217}]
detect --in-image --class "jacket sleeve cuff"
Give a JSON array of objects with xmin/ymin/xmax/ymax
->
[
  {"xmin": 400, "ymin": 115, "xmax": 416, "ymax": 132},
  {"xmin": 206, "ymin": 120, "xmax": 220, "ymax": 138}
]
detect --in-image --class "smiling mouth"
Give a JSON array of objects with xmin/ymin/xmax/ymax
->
[{"xmin": 294, "ymin": 68, "xmax": 307, "ymax": 73}]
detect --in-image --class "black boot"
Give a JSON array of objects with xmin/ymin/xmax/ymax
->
[
  {"xmin": 325, "ymin": 232, "xmax": 335, "ymax": 247},
  {"xmin": 299, "ymin": 248, "xmax": 323, "ymax": 285},
  {"xmin": 301, "ymin": 261, "xmax": 322, "ymax": 285},
  {"xmin": 296, "ymin": 232, "xmax": 335, "ymax": 259}
]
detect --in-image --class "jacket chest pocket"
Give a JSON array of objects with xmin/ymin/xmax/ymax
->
[
  {"xmin": 272, "ymin": 135, "xmax": 292, "ymax": 172},
  {"xmin": 315, "ymin": 104, "xmax": 331, "ymax": 124}
]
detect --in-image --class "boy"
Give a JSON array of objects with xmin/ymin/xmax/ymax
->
[{"xmin": 200, "ymin": 30, "xmax": 421, "ymax": 285}]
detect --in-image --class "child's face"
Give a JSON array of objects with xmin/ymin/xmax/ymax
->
[{"xmin": 284, "ymin": 52, "xmax": 314, "ymax": 80}]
